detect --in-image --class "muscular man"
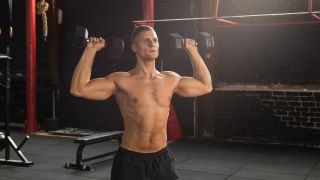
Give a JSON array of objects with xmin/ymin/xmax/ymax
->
[{"xmin": 70, "ymin": 25, "xmax": 212, "ymax": 180}]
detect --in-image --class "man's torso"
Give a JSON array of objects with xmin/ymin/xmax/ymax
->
[{"xmin": 112, "ymin": 71, "xmax": 179, "ymax": 153}]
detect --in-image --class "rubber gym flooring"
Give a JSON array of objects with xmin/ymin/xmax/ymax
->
[{"xmin": 1, "ymin": 131, "xmax": 320, "ymax": 180}]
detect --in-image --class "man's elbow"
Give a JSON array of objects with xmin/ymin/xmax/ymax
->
[
  {"xmin": 70, "ymin": 88, "xmax": 82, "ymax": 97},
  {"xmin": 204, "ymin": 85, "xmax": 213, "ymax": 94}
]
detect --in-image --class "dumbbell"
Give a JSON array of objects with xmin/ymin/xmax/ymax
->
[
  {"xmin": 0, "ymin": 26, "xmax": 13, "ymax": 39},
  {"xmin": 169, "ymin": 32, "xmax": 214, "ymax": 51},
  {"xmin": 0, "ymin": 132, "xmax": 6, "ymax": 151},
  {"xmin": 68, "ymin": 25, "xmax": 125, "ymax": 59},
  {"xmin": 0, "ymin": 72, "xmax": 4, "ymax": 87}
]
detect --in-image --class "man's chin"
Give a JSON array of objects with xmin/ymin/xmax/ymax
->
[{"xmin": 144, "ymin": 55, "xmax": 159, "ymax": 61}]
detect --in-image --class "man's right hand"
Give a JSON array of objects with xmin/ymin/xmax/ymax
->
[{"xmin": 87, "ymin": 37, "xmax": 106, "ymax": 51}]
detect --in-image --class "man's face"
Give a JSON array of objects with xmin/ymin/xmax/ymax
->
[{"xmin": 132, "ymin": 30, "xmax": 159, "ymax": 61}]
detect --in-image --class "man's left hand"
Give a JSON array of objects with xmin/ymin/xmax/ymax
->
[{"xmin": 184, "ymin": 38, "xmax": 198, "ymax": 53}]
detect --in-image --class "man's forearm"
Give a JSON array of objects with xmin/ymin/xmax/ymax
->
[
  {"xmin": 70, "ymin": 47, "xmax": 97, "ymax": 95},
  {"xmin": 188, "ymin": 50, "xmax": 212, "ymax": 91}
]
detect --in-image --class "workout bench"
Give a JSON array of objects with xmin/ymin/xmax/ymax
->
[{"xmin": 65, "ymin": 131, "xmax": 123, "ymax": 171}]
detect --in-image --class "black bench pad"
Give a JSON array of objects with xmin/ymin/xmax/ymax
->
[{"xmin": 74, "ymin": 131, "xmax": 123, "ymax": 144}]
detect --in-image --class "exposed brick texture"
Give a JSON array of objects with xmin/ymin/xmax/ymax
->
[{"xmin": 199, "ymin": 90, "xmax": 320, "ymax": 146}]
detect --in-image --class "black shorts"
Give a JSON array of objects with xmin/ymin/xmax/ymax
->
[{"xmin": 111, "ymin": 146, "xmax": 179, "ymax": 180}]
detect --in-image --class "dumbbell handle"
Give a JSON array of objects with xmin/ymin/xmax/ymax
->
[
  {"xmin": 87, "ymin": 37, "xmax": 125, "ymax": 59},
  {"xmin": 85, "ymin": 38, "xmax": 107, "ymax": 48}
]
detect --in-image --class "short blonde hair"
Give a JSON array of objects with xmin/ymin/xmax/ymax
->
[{"xmin": 131, "ymin": 25, "xmax": 154, "ymax": 43}]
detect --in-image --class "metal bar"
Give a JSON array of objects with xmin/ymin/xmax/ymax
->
[
  {"xmin": 8, "ymin": 0, "xmax": 12, "ymax": 24},
  {"xmin": 5, "ymin": 54, "xmax": 10, "ymax": 160},
  {"xmin": 76, "ymin": 144, "xmax": 85, "ymax": 165},
  {"xmin": 17, "ymin": 136, "xmax": 29, "ymax": 151},
  {"xmin": 82, "ymin": 151, "xmax": 117, "ymax": 163},
  {"xmin": 308, "ymin": 0, "xmax": 313, "ymax": 13},
  {"xmin": 213, "ymin": 0, "xmax": 219, "ymax": 18},
  {"xmin": 133, "ymin": 11, "xmax": 320, "ymax": 23},
  {"xmin": 0, "ymin": 159, "xmax": 33, "ymax": 167},
  {"xmin": 8, "ymin": 137, "xmax": 29, "ymax": 163},
  {"xmin": 193, "ymin": 97, "xmax": 197, "ymax": 137},
  {"xmin": 219, "ymin": 20, "xmax": 320, "ymax": 27},
  {"xmin": 308, "ymin": 0, "xmax": 320, "ymax": 20}
]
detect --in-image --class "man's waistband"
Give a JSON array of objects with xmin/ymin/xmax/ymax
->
[{"xmin": 118, "ymin": 146, "xmax": 169, "ymax": 159}]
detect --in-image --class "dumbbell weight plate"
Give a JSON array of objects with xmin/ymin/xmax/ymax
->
[{"xmin": 68, "ymin": 25, "xmax": 125, "ymax": 59}]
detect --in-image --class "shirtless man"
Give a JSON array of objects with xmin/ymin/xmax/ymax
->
[{"xmin": 70, "ymin": 25, "xmax": 212, "ymax": 180}]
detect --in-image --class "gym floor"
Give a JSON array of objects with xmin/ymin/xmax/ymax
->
[{"xmin": 1, "ymin": 131, "xmax": 320, "ymax": 180}]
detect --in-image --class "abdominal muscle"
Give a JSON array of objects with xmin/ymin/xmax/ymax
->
[{"xmin": 116, "ymin": 95, "xmax": 170, "ymax": 153}]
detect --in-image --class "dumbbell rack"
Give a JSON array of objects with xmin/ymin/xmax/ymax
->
[{"xmin": 0, "ymin": 54, "xmax": 33, "ymax": 167}]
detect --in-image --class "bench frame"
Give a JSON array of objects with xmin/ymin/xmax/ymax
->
[{"xmin": 65, "ymin": 131, "xmax": 123, "ymax": 171}]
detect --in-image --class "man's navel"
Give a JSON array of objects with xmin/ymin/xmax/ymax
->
[{"xmin": 133, "ymin": 97, "xmax": 138, "ymax": 103}]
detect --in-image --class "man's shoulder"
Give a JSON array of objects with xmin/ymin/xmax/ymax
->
[
  {"xmin": 161, "ymin": 71, "xmax": 181, "ymax": 78},
  {"xmin": 109, "ymin": 71, "xmax": 130, "ymax": 77},
  {"xmin": 106, "ymin": 71, "xmax": 130, "ymax": 80}
]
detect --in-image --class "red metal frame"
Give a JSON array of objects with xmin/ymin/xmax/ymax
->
[
  {"xmin": 214, "ymin": 0, "xmax": 320, "ymax": 27},
  {"xmin": 308, "ymin": 0, "xmax": 320, "ymax": 20},
  {"xmin": 25, "ymin": 0, "xmax": 38, "ymax": 133},
  {"xmin": 217, "ymin": 18, "xmax": 239, "ymax": 26},
  {"xmin": 214, "ymin": 0, "xmax": 239, "ymax": 26}
]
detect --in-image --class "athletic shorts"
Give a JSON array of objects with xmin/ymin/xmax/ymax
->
[{"xmin": 111, "ymin": 146, "xmax": 179, "ymax": 180}]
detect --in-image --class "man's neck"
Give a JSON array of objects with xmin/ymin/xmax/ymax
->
[{"xmin": 134, "ymin": 58, "xmax": 158, "ymax": 79}]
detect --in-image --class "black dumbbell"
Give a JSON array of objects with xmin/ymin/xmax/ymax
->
[
  {"xmin": 0, "ymin": 72, "xmax": 4, "ymax": 87},
  {"xmin": 169, "ymin": 32, "xmax": 214, "ymax": 51},
  {"xmin": 0, "ymin": 132, "xmax": 6, "ymax": 151},
  {"xmin": 168, "ymin": 33, "xmax": 185, "ymax": 50},
  {"xmin": 197, "ymin": 32, "xmax": 214, "ymax": 50},
  {"xmin": 68, "ymin": 25, "xmax": 125, "ymax": 59}
]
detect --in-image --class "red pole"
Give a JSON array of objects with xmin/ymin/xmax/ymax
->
[
  {"xmin": 25, "ymin": 0, "xmax": 38, "ymax": 133},
  {"xmin": 213, "ymin": 0, "xmax": 219, "ymax": 18},
  {"xmin": 142, "ymin": 0, "xmax": 154, "ymax": 27}
]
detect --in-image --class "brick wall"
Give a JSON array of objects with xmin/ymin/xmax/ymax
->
[
  {"xmin": 261, "ymin": 91, "xmax": 320, "ymax": 129},
  {"xmin": 199, "ymin": 85, "xmax": 320, "ymax": 146}
]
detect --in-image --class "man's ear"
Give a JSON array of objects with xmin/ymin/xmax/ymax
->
[{"xmin": 131, "ymin": 44, "xmax": 137, "ymax": 52}]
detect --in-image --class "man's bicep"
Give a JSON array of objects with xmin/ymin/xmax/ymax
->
[
  {"xmin": 175, "ymin": 77, "xmax": 206, "ymax": 97},
  {"xmin": 88, "ymin": 77, "xmax": 116, "ymax": 92},
  {"xmin": 81, "ymin": 76, "xmax": 117, "ymax": 100}
]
